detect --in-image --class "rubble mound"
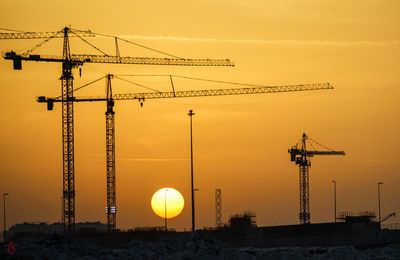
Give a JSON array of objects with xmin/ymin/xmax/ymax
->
[{"xmin": 1, "ymin": 233, "xmax": 400, "ymax": 259}]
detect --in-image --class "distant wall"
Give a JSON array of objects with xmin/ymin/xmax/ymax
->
[{"xmin": 202, "ymin": 222, "xmax": 400, "ymax": 248}]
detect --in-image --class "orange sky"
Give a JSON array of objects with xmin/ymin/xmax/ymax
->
[{"xmin": 0, "ymin": 0, "xmax": 399, "ymax": 231}]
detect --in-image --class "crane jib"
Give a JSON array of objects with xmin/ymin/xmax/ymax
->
[{"xmin": 37, "ymin": 83, "xmax": 333, "ymax": 108}]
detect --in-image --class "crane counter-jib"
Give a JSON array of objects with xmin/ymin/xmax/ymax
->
[{"xmin": 0, "ymin": 28, "xmax": 94, "ymax": 39}]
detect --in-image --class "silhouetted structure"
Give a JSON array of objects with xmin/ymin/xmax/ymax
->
[
  {"xmin": 229, "ymin": 211, "xmax": 257, "ymax": 229},
  {"xmin": 338, "ymin": 211, "xmax": 377, "ymax": 224},
  {"xmin": 1, "ymin": 27, "xmax": 233, "ymax": 235},
  {"xmin": 289, "ymin": 133, "xmax": 345, "ymax": 224},
  {"xmin": 37, "ymin": 79, "xmax": 333, "ymax": 234},
  {"xmin": 1, "ymin": 27, "xmax": 333, "ymax": 236},
  {"xmin": 105, "ymin": 74, "xmax": 116, "ymax": 231},
  {"xmin": 7, "ymin": 222, "xmax": 107, "ymax": 239},
  {"xmin": 215, "ymin": 189, "xmax": 222, "ymax": 228},
  {"xmin": 188, "ymin": 110, "xmax": 196, "ymax": 232}
]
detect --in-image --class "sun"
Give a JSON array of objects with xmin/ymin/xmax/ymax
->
[{"xmin": 151, "ymin": 187, "xmax": 184, "ymax": 219}]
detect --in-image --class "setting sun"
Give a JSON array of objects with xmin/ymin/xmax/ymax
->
[{"xmin": 151, "ymin": 188, "xmax": 184, "ymax": 219}]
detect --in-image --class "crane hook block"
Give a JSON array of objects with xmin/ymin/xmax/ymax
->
[
  {"xmin": 13, "ymin": 56, "xmax": 22, "ymax": 70},
  {"xmin": 47, "ymin": 100, "xmax": 54, "ymax": 111}
]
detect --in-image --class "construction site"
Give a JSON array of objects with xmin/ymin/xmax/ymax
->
[{"xmin": 1, "ymin": 5, "xmax": 400, "ymax": 257}]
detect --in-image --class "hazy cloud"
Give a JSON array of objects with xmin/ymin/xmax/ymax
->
[{"xmin": 118, "ymin": 35, "xmax": 400, "ymax": 47}]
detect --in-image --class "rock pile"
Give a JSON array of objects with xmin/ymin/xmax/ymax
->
[{"xmin": 1, "ymin": 232, "xmax": 400, "ymax": 259}]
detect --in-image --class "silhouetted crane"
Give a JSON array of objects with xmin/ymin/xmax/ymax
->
[
  {"xmin": 38, "ymin": 77, "xmax": 334, "ymax": 231},
  {"xmin": 289, "ymin": 133, "xmax": 345, "ymax": 224},
  {"xmin": 1, "ymin": 27, "xmax": 234, "ymax": 235}
]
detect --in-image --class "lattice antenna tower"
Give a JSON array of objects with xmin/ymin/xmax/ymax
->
[{"xmin": 215, "ymin": 188, "xmax": 222, "ymax": 228}]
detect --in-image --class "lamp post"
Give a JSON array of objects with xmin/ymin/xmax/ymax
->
[
  {"xmin": 378, "ymin": 182, "xmax": 383, "ymax": 223},
  {"xmin": 332, "ymin": 181, "xmax": 336, "ymax": 223},
  {"xmin": 164, "ymin": 189, "xmax": 168, "ymax": 231},
  {"xmin": 61, "ymin": 196, "xmax": 64, "ymax": 225},
  {"xmin": 188, "ymin": 109, "xmax": 195, "ymax": 232},
  {"xmin": 3, "ymin": 193, "xmax": 9, "ymax": 242}
]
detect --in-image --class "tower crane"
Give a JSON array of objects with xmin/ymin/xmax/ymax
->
[
  {"xmin": 1, "ymin": 27, "xmax": 234, "ymax": 235},
  {"xmin": 288, "ymin": 133, "xmax": 345, "ymax": 224},
  {"xmin": 38, "ymin": 77, "xmax": 334, "ymax": 230}
]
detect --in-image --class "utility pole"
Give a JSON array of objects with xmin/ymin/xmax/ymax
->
[
  {"xmin": 188, "ymin": 110, "xmax": 195, "ymax": 232},
  {"xmin": 164, "ymin": 189, "xmax": 168, "ymax": 231},
  {"xmin": 378, "ymin": 182, "xmax": 383, "ymax": 223},
  {"xmin": 332, "ymin": 181, "xmax": 336, "ymax": 223},
  {"xmin": 61, "ymin": 196, "xmax": 64, "ymax": 225},
  {"xmin": 3, "ymin": 193, "xmax": 9, "ymax": 242}
]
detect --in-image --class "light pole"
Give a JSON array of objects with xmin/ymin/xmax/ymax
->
[
  {"xmin": 332, "ymin": 181, "xmax": 336, "ymax": 223},
  {"xmin": 188, "ymin": 109, "xmax": 195, "ymax": 232},
  {"xmin": 378, "ymin": 182, "xmax": 383, "ymax": 223},
  {"xmin": 164, "ymin": 189, "xmax": 168, "ymax": 231},
  {"xmin": 61, "ymin": 196, "xmax": 64, "ymax": 225},
  {"xmin": 3, "ymin": 193, "xmax": 9, "ymax": 242}
]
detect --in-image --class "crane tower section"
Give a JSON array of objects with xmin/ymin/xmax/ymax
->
[{"xmin": 105, "ymin": 74, "xmax": 116, "ymax": 231}]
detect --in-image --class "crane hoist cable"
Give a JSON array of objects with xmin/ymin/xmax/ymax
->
[
  {"xmin": 0, "ymin": 27, "xmax": 26, "ymax": 32},
  {"xmin": 69, "ymin": 30, "xmax": 109, "ymax": 56},
  {"xmin": 113, "ymin": 75, "xmax": 161, "ymax": 93},
  {"xmin": 307, "ymin": 136, "xmax": 337, "ymax": 152},
  {"xmin": 22, "ymin": 36, "xmax": 56, "ymax": 56},
  {"xmin": 53, "ymin": 76, "xmax": 106, "ymax": 100},
  {"xmin": 115, "ymin": 74, "xmax": 317, "ymax": 89},
  {"xmin": 93, "ymin": 32, "xmax": 183, "ymax": 59}
]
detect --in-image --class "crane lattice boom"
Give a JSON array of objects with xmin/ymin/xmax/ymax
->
[
  {"xmin": 4, "ymin": 52, "xmax": 234, "ymax": 67},
  {"xmin": 38, "ymin": 83, "xmax": 333, "ymax": 106}
]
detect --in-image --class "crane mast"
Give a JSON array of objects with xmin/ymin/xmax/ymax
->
[
  {"xmin": 289, "ymin": 133, "xmax": 345, "ymax": 224},
  {"xmin": 1, "ymin": 27, "xmax": 234, "ymax": 235},
  {"xmin": 105, "ymin": 75, "xmax": 116, "ymax": 231},
  {"xmin": 61, "ymin": 27, "xmax": 76, "ymax": 235}
]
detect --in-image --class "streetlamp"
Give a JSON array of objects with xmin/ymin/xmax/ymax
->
[
  {"xmin": 378, "ymin": 182, "xmax": 383, "ymax": 223},
  {"xmin": 3, "ymin": 193, "xmax": 9, "ymax": 242},
  {"xmin": 188, "ymin": 109, "xmax": 195, "ymax": 232},
  {"xmin": 332, "ymin": 181, "xmax": 336, "ymax": 223},
  {"xmin": 164, "ymin": 189, "xmax": 168, "ymax": 231}
]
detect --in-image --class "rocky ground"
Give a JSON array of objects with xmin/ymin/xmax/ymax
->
[{"xmin": 1, "ymin": 232, "xmax": 400, "ymax": 259}]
